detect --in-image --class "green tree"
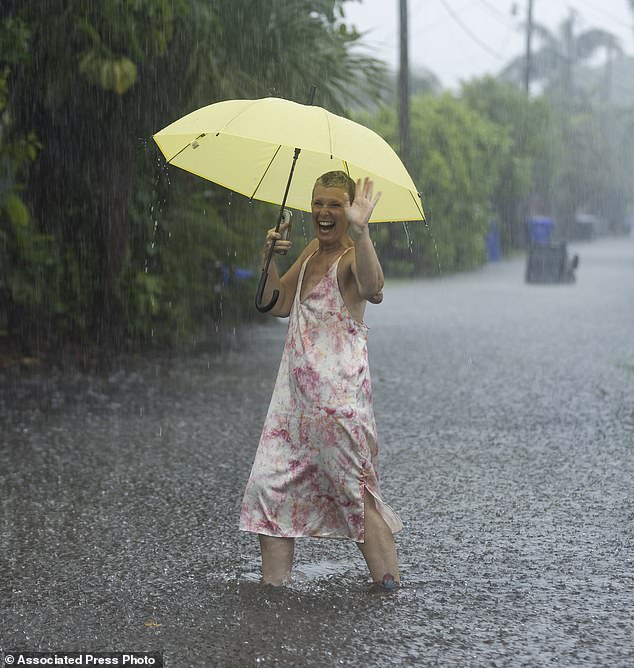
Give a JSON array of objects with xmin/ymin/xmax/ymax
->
[
  {"xmin": 550, "ymin": 106, "xmax": 633, "ymax": 238},
  {"xmin": 1, "ymin": 0, "xmax": 385, "ymax": 354},
  {"xmin": 460, "ymin": 77, "xmax": 554, "ymax": 249},
  {"xmin": 0, "ymin": 14, "xmax": 67, "ymax": 350},
  {"xmin": 503, "ymin": 13, "xmax": 621, "ymax": 106},
  {"xmin": 3, "ymin": 0, "xmax": 185, "ymax": 350},
  {"xmin": 358, "ymin": 92, "xmax": 508, "ymax": 275},
  {"xmin": 501, "ymin": 13, "xmax": 633, "ymax": 240}
]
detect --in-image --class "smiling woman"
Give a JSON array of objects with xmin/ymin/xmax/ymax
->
[
  {"xmin": 239, "ymin": 171, "xmax": 402, "ymax": 590},
  {"xmin": 312, "ymin": 182, "xmax": 351, "ymax": 239}
]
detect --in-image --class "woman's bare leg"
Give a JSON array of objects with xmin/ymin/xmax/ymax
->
[
  {"xmin": 258, "ymin": 535, "xmax": 295, "ymax": 585},
  {"xmin": 356, "ymin": 490, "xmax": 400, "ymax": 584}
]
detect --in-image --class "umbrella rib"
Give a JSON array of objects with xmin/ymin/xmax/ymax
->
[
  {"xmin": 250, "ymin": 145, "xmax": 282, "ymax": 201},
  {"xmin": 217, "ymin": 98, "xmax": 260, "ymax": 134},
  {"xmin": 323, "ymin": 107, "xmax": 334, "ymax": 159}
]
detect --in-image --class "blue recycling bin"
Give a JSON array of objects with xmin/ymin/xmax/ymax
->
[
  {"xmin": 485, "ymin": 223, "xmax": 501, "ymax": 262},
  {"xmin": 526, "ymin": 216, "xmax": 554, "ymax": 245}
]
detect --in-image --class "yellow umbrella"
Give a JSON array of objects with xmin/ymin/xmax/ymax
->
[
  {"xmin": 153, "ymin": 96, "xmax": 423, "ymax": 223},
  {"xmin": 153, "ymin": 95, "xmax": 424, "ymax": 310}
]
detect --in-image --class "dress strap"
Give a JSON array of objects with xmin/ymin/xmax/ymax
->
[
  {"xmin": 333, "ymin": 246, "xmax": 353, "ymax": 269},
  {"xmin": 295, "ymin": 249, "xmax": 319, "ymax": 303}
]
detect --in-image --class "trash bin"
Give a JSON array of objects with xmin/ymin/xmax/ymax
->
[
  {"xmin": 526, "ymin": 242, "xmax": 578, "ymax": 284},
  {"xmin": 526, "ymin": 216, "xmax": 554, "ymax": 245},
  {"xmin": 485, "ymin": 222, "xmax": 501, "ymax": 262}
]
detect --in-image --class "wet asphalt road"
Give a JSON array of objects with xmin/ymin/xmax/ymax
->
[{"xmin": 1, "ymin": 237, "xmax": 633, "ymax": 667}]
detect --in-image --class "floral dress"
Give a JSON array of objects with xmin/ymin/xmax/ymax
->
[{"xmin": 239, "ymin": 248, "xmax": 402, "ymax": 542}]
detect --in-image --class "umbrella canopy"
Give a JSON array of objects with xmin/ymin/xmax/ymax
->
[{"xmin": 153, "ymin": 97, "xmax": 424, "ymax": 223}]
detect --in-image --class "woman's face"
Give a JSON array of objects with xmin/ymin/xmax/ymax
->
[{"xmin": 311, "ymin": 185, "xmax": 349, "ymax": 244}]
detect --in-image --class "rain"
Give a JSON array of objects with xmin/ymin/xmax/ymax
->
[{"xmin": 1, "ymin": 1, "xmax": 633, "ymax": 667}]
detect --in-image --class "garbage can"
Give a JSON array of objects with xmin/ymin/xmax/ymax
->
[
  {"xmin": 485, "ymin": 221, "xmax": 501, "ymax": 262},
  {"xmin": 526, "ymin": 216, "xmax": 554, "ymax": 246},
  {"xmin": 525, "ymin": 241, "xmax": 578, "ymax": 284}
]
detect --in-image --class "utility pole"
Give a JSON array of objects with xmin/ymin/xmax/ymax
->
[
  {"xmin": 398, "ymin": 0, "xmax": 410, "ymax": 168},
  {"xmin": 524, "ymin": 0, "xmax": 534, "ymax": 94},
  {"xmin": 564, "ymin": 8, "xmax": 576, "ymax": 100},
  {"xmin": 605, "ymin": 43, "xmax": 615, "ymax": 104}
]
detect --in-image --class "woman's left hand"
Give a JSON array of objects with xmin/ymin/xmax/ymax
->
[{"xmin": 345, "ymin": 177, "xmax": 381, "ymax": 241}]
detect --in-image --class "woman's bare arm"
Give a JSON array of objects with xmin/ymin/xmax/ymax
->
[{"xmin": 260, "ymin": 228, "xmax": 317, "ymax": 318}]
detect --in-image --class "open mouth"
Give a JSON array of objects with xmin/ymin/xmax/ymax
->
[{"xmin": 318, "ymin": 220, "xmax": 336, "ymax": 231}]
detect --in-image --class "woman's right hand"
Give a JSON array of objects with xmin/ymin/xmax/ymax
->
[{"xmin": 263, "ymin": 220, "xmax": 292, "ymax": 257}]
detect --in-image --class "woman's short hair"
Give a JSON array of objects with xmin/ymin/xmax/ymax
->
[{"xmin": 313, "ymin": 171, "xmax": 356, "ymax": 203}]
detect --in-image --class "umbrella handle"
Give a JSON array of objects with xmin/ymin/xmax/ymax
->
[
  {"xmin": 255, "ymin": 248, "xmax": 280, "ymax": 312},
  {"xmin": 255, "ymin": 284, "xmax": 279, "ymax": 312},
  {"xmin": 254, "ymin": 144, "xmax": 303, "ymax": 313}
]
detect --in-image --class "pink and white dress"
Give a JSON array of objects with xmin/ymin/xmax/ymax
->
[{"xmin": 239, "ymin": 248, "xmax": 402, "ymax": 542}]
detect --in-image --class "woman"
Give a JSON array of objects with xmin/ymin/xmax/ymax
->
[{"xmin": 240, "ymin": 171, "xmax": 402, "ymax": 589}]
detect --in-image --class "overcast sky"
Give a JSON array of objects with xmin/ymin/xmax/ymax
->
[{"xmin": 343, "ymin": 0, "xmax": 634, "ymax": 89}]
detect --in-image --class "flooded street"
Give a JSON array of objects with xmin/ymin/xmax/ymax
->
[{"xmin": 1, "ymin": 237, "xmax": 633, "ymax": 667}]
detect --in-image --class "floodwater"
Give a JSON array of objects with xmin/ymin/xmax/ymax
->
[{"xmin": 1, "ymin": 237, "xmax": 633, "ymax": 667}]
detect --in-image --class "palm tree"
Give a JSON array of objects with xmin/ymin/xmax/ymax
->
[{"xmin": 502, "ymin": 12, "xmax": 621, "ymax": 104}]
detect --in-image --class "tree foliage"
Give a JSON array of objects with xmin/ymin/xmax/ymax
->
[
  {"xmin": 357, "ymin": 92, "xmax": 508, "ymax": 275},
  {"xmin": 502, "ymin": 15, "xmax": 622, "ymax": 105},
  {"xmin": 1, "ymin": 0, "xmax": 386, "ymax": 355},
  {"xmin": 460, "ymin": 77, "xmax": 554, "ymax": 248}
]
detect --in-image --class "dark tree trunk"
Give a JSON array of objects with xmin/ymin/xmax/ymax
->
[{"xmin": 91, "ymin": 110, "xmax": 133, "ymax": 349}]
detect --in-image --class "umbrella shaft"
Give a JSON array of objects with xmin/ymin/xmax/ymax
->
[{"xmin": 256, "ymin": 146, "xmax": 301, "ymax": 312}]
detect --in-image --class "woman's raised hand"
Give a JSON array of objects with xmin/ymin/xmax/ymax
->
[{"xmin": 345, "ymin": 177, "xmax": 381, "ymax": 241}]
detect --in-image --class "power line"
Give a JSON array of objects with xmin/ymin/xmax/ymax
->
[
  {"xmin": 573, "ymin": 0, "xmax": 633, "ymax": 29},
  {"xmin": 475, "ymin": 0, "xmax": 517, "ymax": 28},
  {"xmin": 438, "ymin": 0, "xmax": 507, "ymax": 60},
  {"xmin": 414, "ymin": 1, "xmax": 473, "ymax": 32}
]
